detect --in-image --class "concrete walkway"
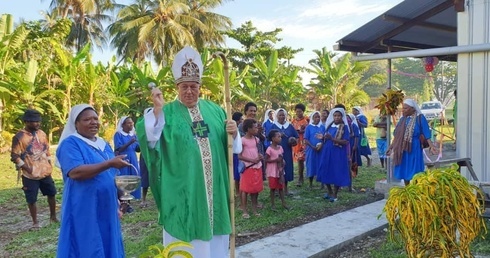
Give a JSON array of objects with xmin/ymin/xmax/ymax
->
[
  {"xmin": 235, "ymin": 144, "xmax": 474, "ymax": 258},
  {"xmin": 236, "ymin": 199, "xmax": 388, "ymax": 258}
]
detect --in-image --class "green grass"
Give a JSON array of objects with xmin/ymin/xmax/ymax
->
[
  {"xmin": 236, "ymin": 166, "xmax": 385, "ymax": 233},
  {"xmin": 368, "ymin": 234, "xmax": 407, "ymax": 258},
  {"xmin": 471, "ymin": 221, "xmax": 490, "ymax": 255},
  {"xmin": 0, "ymin": 149, "xmax": 387, "ymax": 257}
]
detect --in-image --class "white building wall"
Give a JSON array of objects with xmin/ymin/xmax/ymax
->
[{"xmin": 457, "ymin": 0, "xmax": 490, "ymax": 181}]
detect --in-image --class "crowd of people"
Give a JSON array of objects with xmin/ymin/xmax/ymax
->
[
  {"xmin": 9, "ymin": 46, "xmax": 438, "ymax": 258},
  {"xmin": 231, "ymin": 102, "xmax": 382, "ymax": 207}
]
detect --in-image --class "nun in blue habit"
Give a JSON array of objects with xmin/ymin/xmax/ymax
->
[{"xmin": 56, "ymin": 104, "xmax": 127, "ymax": 258}]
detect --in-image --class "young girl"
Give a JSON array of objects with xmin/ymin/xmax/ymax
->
[
  {"xmin": 317, "ymin": 108, "xmax": 350, "ymax": 202},
  {"xmin": 265, "ymin": 129, "xmax": 289, "ymax": 211},
  {"xmin": 239, "ymin": 119, "xmax": 264, "ymax": 218},
  {"xmin": 270, "ymin": 108, "xmax": 299, "ymax": 196},
  {"xmin": 304, "ymin": 111, "xmax": 325, "ymax": 188}
]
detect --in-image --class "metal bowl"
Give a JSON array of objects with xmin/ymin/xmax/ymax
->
[{"xmin": 115, "ymin": 175, "xmax": 141, "ymax": 199}]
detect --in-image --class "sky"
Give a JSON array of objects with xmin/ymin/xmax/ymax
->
[{"xmin": 3, "ymin": 0, "xmax": 403, "ymax": 78}]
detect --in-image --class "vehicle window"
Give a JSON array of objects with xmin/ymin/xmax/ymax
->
[{"xmin": 421, "ymin": 103, "xmax": 441, "ymax": 109}]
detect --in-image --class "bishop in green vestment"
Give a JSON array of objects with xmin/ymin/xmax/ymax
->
[{"xmin": 136, "ymin": 47, "xmax": 241, "ymax": 258}]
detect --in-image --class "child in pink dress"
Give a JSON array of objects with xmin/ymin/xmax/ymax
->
[
  {"xmin": 239, "ymin": 119, "xmax": 264, "ymax": 218},
  {"xmin": 265, "ymin": 129, "xmax": 289, "ymax": 211}
]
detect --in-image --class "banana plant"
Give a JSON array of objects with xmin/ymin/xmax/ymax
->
[
  {"xmin": 2, "ymin": 59, "xmax": 64, "ymax": 131},
  {"xmin": 201, "ymin": 49, "xmax": 250, "ymax": 107},
  {"xmin": 52, "ymin": 43, "xmax": 91, "ymax": 119},
  {"xmin": 307, "ymin": 48, "xmax": 370, "ymax": 108},
  {"xmin": 250, "ymin": 50, "xmax": 286, "ymax": 110}
]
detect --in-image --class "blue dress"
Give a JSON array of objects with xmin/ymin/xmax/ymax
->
[
  {"xmin": 357, "ymin": 115, "xmax": 372, "ymax": 156},
  {"xmin": 349, "ymin": 123, "xmax": 362, "ymax": 165},
  {"xmin": 263, "ymin": 120, "xmax": 274, "ymax": 149},
  {"xmin": 271, "ymin": 123, "xmax": 299, "ymax": 182},
  {"xmin": 304, "ymin": 124, "xmax": 324, "ymax": 178},
  {"xmin": 233, "ymin": 153, "xmax": 240, "ymax": 181},
  {"xmin": 56, "ymin": 136, "xmax": 125, "ymax": 258},
  {"xmin": 317, "ymin": 124, "xmax": 351, "ymax": 187},
  {"xmin": 114, "ymin": 132, "xmax": 141, "ymax": 199},
  {"xmin": 140, "ymin": 155, "xmax": 149, "ymax": 188},
  {"xmin": 394, "ymin": 115, "xmax": 431, "ymax": 181}
]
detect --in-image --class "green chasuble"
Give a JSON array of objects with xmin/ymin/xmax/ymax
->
[{"xmin": 136, "ymin": 99, "xmax": 231, "ymax": 242}]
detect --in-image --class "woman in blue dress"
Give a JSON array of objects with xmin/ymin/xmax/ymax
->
[
  {"xmin": 386, "ymin": 99, "xmax": 439, "ymax": 185},
  {"xmin": 262, "ymin": 109, "xmax": 275, "ymax": 149},
  {"xmin": 353, "ymin": 106, "xmax": 372, "ymax": 166},
  {"xmin": 347, "ymin": 114, "xmax": 361, "ymax": 168},
  {"xmin": 270, "ymin": 108, "xmax": 298, "ymax": 196},
  {"xmin": 56, "ymin": 104, "xmax": 127, "ymax": 257},
  {"xmin": 317, "ymin": 108, "xmax": 350, "ymax": 202},
  {"xmin": 114, "ymin": 116, "xmax": 141, "ymax": 201},
  {"xmin": 304, "ymin": 111, "xmax": 324, "ymax": 188}
]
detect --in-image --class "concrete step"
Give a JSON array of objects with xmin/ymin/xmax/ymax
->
[{"xmin": 236, "ymin": 199, "xmax": 388, "ymax": 258}]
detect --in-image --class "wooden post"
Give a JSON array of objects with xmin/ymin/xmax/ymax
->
[
  {"xmin": 212, "ymin": 52, "xmax": 236, "ymax": 258},
  {"xmin": 454, "ymin": 0, "xmax": 465, "ymax": 12}
]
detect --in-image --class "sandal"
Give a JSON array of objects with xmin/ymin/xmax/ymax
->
[
  {"xmin": 242, "ymin": 213, "xmax": 250, "ymax": 219},
  {"xmin": 254, "ymin": 213, "xmax": 261, "ymax": 217}
]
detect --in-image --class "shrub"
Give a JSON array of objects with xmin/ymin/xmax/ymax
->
[{"xmin": 383, "ymin": 165, "xmax": 486, "ymax": 257}]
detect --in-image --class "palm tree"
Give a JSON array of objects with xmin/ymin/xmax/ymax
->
[
  {"xmin": 48, "ymin": 0, "xmax": 117, "ymax": 52},
  {"xmin": 108, "ymin": 0, "xmax": 231, "ymax": 65},
  {"xmin": 185, "ymin": 0, "xmax": 231, "ymax": 50},
  {"xmin": 107, "ymin": 0, "xmax": 153, "ymax": 63}
]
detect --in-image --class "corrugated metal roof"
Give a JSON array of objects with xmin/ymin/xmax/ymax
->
[{"xmin": 335, "ymin": 0, "xmax": 458, "ymax": 60}]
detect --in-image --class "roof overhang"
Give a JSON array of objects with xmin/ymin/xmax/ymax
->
[{"xmin": 334, "ymin": 0, "xmax": 463, "ymax": 61}]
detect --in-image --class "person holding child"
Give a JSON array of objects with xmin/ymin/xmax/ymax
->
[
  {"xmin": 239, "ymin": 119, "xmax": 264, "ymax": 219},
  {"xmin": 304, "ymin": 111, "xmax": 324, "ymax": 188},
  {"xmin": 265, "ymin": 129, "xmax": 290, "ymax": 211}
]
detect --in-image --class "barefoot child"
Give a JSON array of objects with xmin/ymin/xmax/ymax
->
[
  {"xmin": 239, "ymin": 119, "xmax": 264, "ymax": 218},
  {"xmin": 265, "ymin": 129, "xmax": 289, "ymax": 211}
]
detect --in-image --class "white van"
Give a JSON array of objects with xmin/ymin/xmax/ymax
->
[{"xmin": 420, "ymin": 101, "xmax": 445, "ymax": 121}]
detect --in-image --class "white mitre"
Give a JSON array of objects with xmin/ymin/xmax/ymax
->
[{"xmin": 171, "ymin": 46, "xmax": 203, "ymax": 84}]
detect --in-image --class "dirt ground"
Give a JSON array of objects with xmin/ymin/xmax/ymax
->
[{"xmin": 326, "ymin": 229, "xmax": 388, "ymax": 258}]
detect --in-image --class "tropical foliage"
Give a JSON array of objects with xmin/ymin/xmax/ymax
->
[
  {"xmin": 139, "ymin": 242, "xmax": 193, "ymax": 258},
  {"xmin": 0, "ymin": 2, "xmax": 457, "ymax": 150},
  {"xmin": 307, "ymin": 48, "xmax": 372, "ymax": 110},
  {"xmin": 109, "ymin": 0, "xmax": 231, "ymax": 65}
]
